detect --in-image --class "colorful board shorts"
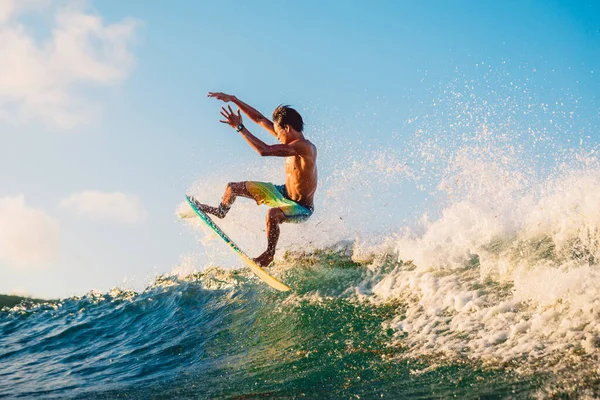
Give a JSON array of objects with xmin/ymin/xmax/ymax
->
[{"xmin": 245, "ymin": 181, "xmax": 314, "ymax": 223}]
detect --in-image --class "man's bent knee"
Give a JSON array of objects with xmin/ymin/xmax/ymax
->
[
  {"xmin": 267, "ymin": 208, "xmax": 286, "ymax": 224},
  {"xmin": 226, "ymin": 181, "xmax": 248, "ymax": 194}
]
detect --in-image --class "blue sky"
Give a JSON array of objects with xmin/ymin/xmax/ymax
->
[{"xmin": 1, "ymin": 0, "xmax": 599, "ymax": 298}]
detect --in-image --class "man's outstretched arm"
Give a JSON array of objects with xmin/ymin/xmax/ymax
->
[
  {"xmin": 219, "ymin": 105, "xmax": 304, "ymax": 157},
  {"xmin": 208, "ymin": 92, "xmax": 277, "ymax": 137},
  {"xmin": 240, "ymin": 128, "xmax": 305, "ymax": 157}
]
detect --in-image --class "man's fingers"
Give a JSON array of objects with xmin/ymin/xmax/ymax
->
[
  {"xmin": 219, "ymin": 120, "xmax": 228, "ymax": 124},
  {"xmin": 228, "ymin": 105, "xmax": 234, "ymax": 115},
  {"xmin": 220, "ymin": 111, "xmax": 228, "ymax": 119}
]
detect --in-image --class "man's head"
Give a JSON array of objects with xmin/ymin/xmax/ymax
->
[{"xmin": 272, "ymin": 105, "xmax": 304, "ymax": 141}]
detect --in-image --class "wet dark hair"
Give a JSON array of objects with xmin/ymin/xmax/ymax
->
[{"xmin": 272, "ymin": 105, "xmax": 304, "ymax": 132}]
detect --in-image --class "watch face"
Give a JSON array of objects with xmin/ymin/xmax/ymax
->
[{"xmin": 237, "ymin": 124, "xmax": 243, "ymax": 131}]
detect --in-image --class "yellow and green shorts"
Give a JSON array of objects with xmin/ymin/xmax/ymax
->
[{"xmin": 245, "ymin": 181, "xmax": 314, "ymax": 223}]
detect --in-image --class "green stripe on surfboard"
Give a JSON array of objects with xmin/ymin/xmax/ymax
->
[{"xmin": 185, "ymin": 195, "xmax": 291, "ymax": 292}]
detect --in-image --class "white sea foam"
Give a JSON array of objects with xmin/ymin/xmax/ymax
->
[
  {"xmin": 350, "ymin": 151, "xmax": 600, "ymax": 385},
  {"xmin": 344, "ymin": 65, "xmax": 600, "ymax": 388}
]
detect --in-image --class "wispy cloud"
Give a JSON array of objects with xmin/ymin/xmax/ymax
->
[
  {"xmin": 0, "ymin": 0, "xmax": 141, "ymax": 128},
  {"xmin": 61, "ymin": 190, "xmax": 145, "ymax": 223},
  {"xmin": 0, "ymin": 195, "xmax": 60, "ymax": 267}
]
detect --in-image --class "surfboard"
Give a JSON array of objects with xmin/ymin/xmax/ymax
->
[{"xmin": 184, "ymin": 195, "xmax": 291, "ymax": 292}]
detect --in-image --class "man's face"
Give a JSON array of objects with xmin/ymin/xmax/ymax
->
[{"xmin": 274, "ymin": 122, "xmax": 286, "ymax": 142}]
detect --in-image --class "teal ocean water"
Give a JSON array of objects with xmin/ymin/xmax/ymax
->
[{"xmin": 1, "ymin": 244, "xmax": 599, "ymax": 399}]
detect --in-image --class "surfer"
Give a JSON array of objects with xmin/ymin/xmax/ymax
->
[{"xmin": 190, "ymin": 92, "xmax": 318, "ymax": 267}]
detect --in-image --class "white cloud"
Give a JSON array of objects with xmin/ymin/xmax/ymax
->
[
  {"xmin": 0, "ymin": 0, "xmax": 141, "ymax": 128},
  {"xmin": 0, "ymin": 195, "xmax": 60, "ymax": 267},
  {"xmin": 60, "ymin": 190, "xmax": 145, "ymax": 223},
  {"xmin": 0, "ymin": 0, "xmax": 49, "ymax": 24}
]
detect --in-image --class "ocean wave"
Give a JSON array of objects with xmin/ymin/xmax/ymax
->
[{"xmin": 2, "ymin": 235, "xmax": 598, "ymax": 398}]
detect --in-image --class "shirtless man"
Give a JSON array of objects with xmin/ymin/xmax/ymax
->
[{"xmin": 190, "ymin": 92, "xmax": 318, "ymax": 267}]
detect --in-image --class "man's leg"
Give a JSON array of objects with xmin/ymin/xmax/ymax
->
[
  {"xmin": 193, "ymin": 182, "xmax": 253, "ymax": 219},
  {"xmin": 253, "ymin": 208, "xmax": 286, "ymax": 267}
]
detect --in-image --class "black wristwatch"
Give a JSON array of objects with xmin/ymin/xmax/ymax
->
[{"xmin": 236, "ymin": 124, "xmax": 244, "ymax": 132}]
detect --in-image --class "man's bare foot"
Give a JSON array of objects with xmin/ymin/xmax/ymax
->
[
  {"xmin": 253, "ymin": 251, "xmax": 275, "ymax": 267},
  {"xmin": 189, "ymin": 196, "xmax": 228, "ymax": 219}
]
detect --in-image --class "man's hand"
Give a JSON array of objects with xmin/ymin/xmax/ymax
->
[
  {"xmin": 209, "ymin": 93, "xmax": 277, "ymax": 138},
  {"xmin": 208, "ymin": 92, "xmax": 235, "ymax": 102},
  {"xmin": 219, "ymin": 105, "xmax": 243, "ymax": 128}
]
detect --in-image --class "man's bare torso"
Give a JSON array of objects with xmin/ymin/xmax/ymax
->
[{"xmin": 284, "ymin": 140, "xmax": 317, "ymax": 209}]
